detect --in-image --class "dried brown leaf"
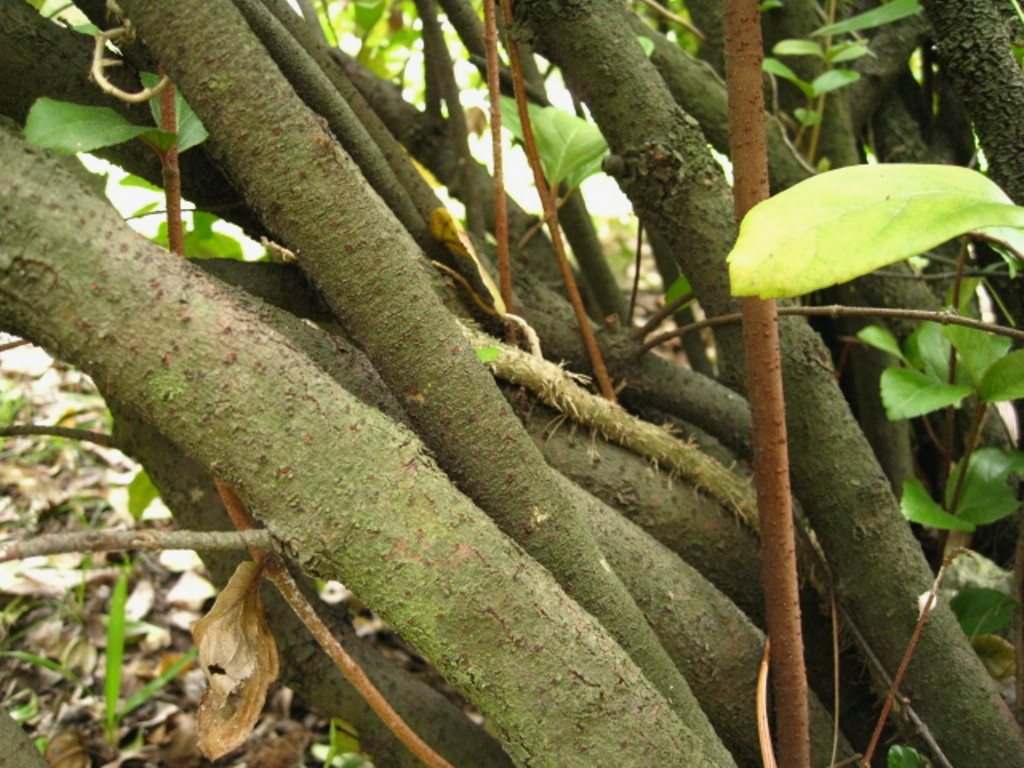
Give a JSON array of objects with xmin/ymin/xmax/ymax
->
[
  {"xmin": 44, "ymin": 728, "xmax": 91, "ymax": 768},
  {"xmin": 192, "ymin": 559, "xmax": 279, "ymax": 760}
]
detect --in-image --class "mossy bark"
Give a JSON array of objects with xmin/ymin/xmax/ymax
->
[{"xmin": 0, "ymin": 127, "xmax": 733, "ymax": 766}]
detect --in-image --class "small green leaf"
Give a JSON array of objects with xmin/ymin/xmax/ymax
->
[
  {"xmin": 905, "ymin": 322, "xmax": 966, "ymax": 385},
  {"xmin": 943, "ymin": 325, "xmax": 1010, "ymax": 387},
  {"xmin": 793, "ymin": 108, "xmax": 821, "ymax": 127},
  {"xmin": 127, "ymin": 469, "xmax": 160, "ymax": 520},
  {"xmin": 637, "ymin": 35, "xmax": 655, "ymax": 58},
  {"xmin": 950, "ymin": 587, "xmax": 1017, "ymax": 636},
  {"xmin": 120, "ymin": 173, "xmax": 163, "ymax": 191},
  {"xmin": 728, "ymin": 164, "xmax": 1024, "ymax": 298},
  {"xmin": 141, "ymin": 72, "xmax": 209, "ymax": 152},
  {"xmin": 354, "ymin": 0, "xmax": 386, "ymax": 34},
  {"xmin": 979, "ymin": 350, "xmax": 1024, "ymax": 402},
  {"xmin": 946, "ymin": 447, "xmax": 1024, "ymax": 526},
  {"xmin": 476, "ymin": 346, "xmax": 501, "ymax": 363},
  {"xmin": 500, "ymin": 97, "xmax": 608, "ymax": 189},
  {"xmin": 665, "ymin": 274, "xmax": 692, "ymax": 306},
  {"xmin": 762, "ymin": 58, "xmax": 814, "ymax": 97},
  {"xmin": 772, "ymin": 39, "xmax": 824, "ymax": 58},
  {"xmin": 900, "ymin": 478, "xmax": 975, "ymax": 532},
  {"xmin": 184, "ymin": 211, "xmax": 245, "ymax": 260},
  {"xmin": 759, "ymin": 0, "xmax": 784, "ymax": 10},
  {"xmin": 105, "ymin": 569, "xmax": 129, "ymax": 735},
  {"xmin": 827, "ymin": 41, "xmax": 873, "ymax": 64},
  {"xmin": 887, "ymin": 744, "xmax": 924, "ymax": 768},
  {"xmin": 810, "ymin": 68, "xmax": 860, "ymax": 96},
  {"xmin": 880, "ymin": 367, "xmax": 972, "ymax": 420},
  {"xmin": 24, "ymin": 98, "xmax": 152, "ymax": 154},
  {"xmin": 856, "ymin": 325, "xmax": 906, "ymax": 362},
  {"xmin": 815, "ymin": 0, "xmax": 923, "ymax": 37}
]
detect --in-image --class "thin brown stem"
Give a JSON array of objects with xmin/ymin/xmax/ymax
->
[
  {"xmin": 637, "ymin": 304, "xmax": 1024, "ymax": 356},
  {"xmin": 0, "ymin": 339, "xmax": 30, "ymax": 353},
  {"xmin": 860, "ymin": 552, "xmax": 962, "ymax": 767},
  {"xmin": 725, "ymin": 2, "xmax": 809, "ymax": 765},
  {"xmin": 0, "ymin": 424, "xmax": 117, "ymax": 447},
  {"xmin": 627, "ymin": 222, "xmax": 643, "ymax": 326},
  {"xmin": 158, "ymin": 68, "xmax": 184, "ymax": 258},
  {"xmin": 263, "ymin": 553, "xmax": 455, "ymax": 768},
  {"xmin": 499, "ymin": 0, "xmax": 616, "ymax": 401},
  {"xmin": 635, "ymin": 289, "xmax": 695, "ymax": 340},
  {"xmin": 482, "ymin": 0, "xmax": 514, "ymax": 321},
  {"xmin": 0, "ymin": 528, "xmax": 272, "ymax": 563}
]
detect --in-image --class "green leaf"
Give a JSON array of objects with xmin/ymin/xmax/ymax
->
[
  {"xmin": 762, "ymin": 58, "xmax": 814, "ymax": 97},
  {"xmin": 880, "ymin": 367, "xmax": 972, "ymax": 420},
  {"xmin": 942, "ymin": 325, "xmax": 1010, "ymax": 387},
  {"xmin": 815, "ymin": 0, "xmax": 923, "ymax": 37},
  {"xmin": 127, "ymin": 469, "xmax": 160, "ymax": 521},
  {"xmin": 665, "ymin": 275, "xmax": 693, "ymax": 306},
  {"xmin": 809, "ymin": 68, "xmax": 860, "ymax": 96},
  {"xmin": 950, "ymin": 587, "xmax": 1017, "ymax": 636},
  {"xmin": 637, "ymin": 35, "xmax": 655, "ymax": 58},
  {"xmin": 500, "ymin": 97, "xmax": 608, "ymax": 189},
  {"xmin": 904, "ymin": 322, "xmax": 967, "ymax": 385},
  {"xmin": 728, "ymin": 164, "xmax": 1024, "ymax": 298},
  {"xmin": 140, "ymin": 72, "xmax": 209, "ymax": 152},
  {"xmin": 946, "ymin": 447, "xmax": 1024, "ymax": 526},
  {"xmin": 759, "ymin": 0, "xmax": 784, "ymax": 10},
  {"xmin": 827, "ymin": 41, "xmax": 873, "ymax": 64},
  {"xmin": 793, "ymin": 108, "xmax": 821, "ymax": 127},
  {"xmin": 105, "ymin": 569, "xmax": 129, "ymax": 735},
  {"xmin": 887, "ymin": 744, "xmax": 924, "ymax": 768},
  {"xmin": 900, "ymin": 478, "xmax": 975, "ymax": 532},
  {"xmin": 120, "ymin": 173, "xmax": 163, "ymax": 192},
  {"xmin": 185, "ymin": 211, "xmax": 245, "ymax": 260},
  {"xmin": 24, "ymin": 98, "xmax": 153, "ymax": 154},
  {"xmin": 354, "ymin": 0, "xmax": 386, "ymax": 34},
  {"xmin": 979, "ymin": 350, "xmax": 1024, "ymax": 402},
  {"xmin": 476, "ymin": 346, "xmax": 501, "ymax": 363},
  {"xmin": 772, "ymin": 39, "xmax": 824, "ymax": 58},
  {"xmin": 856, "ymin": 325, "xmax": 906, "ymax": 362}
]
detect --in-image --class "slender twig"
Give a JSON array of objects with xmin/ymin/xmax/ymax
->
[
  {"xmin": 0, "ymin": 528, "xmax": 273, "ymax": 563},
  {"xmin": 638, "ymin": 304, "xmax": 1024, "ymax": 355},
  {"xmin": 635, "ymin": 289, "xmax": 695, "ymax": 340},
  {"xmin": 636, "ymin": 0, "xmax": 706, "ymax": 40},
  {"xmin": 627, "ymin": 222, "xmax": 643, "ymax": 326},
  {"xmin": 498, "ymin": 0, "xmax": 616, "ymax": 401},
  {"xmin": 263, "ymin": 553, "xmax": 455, "ymax": 768},
  {"xmin": 726, "ymin": 2, "xmax": 809, "ymax": 764},
  {"xmin": 158, "ymin": 68, "xmax": 184, "ymax": 258},
  {"xmin": 482, "ymin": 0, "xmax": 514, "ymax": 321},
  {"xmin": 757, "ymin": 638, "xmax": 778, "ymax": 768},
  {"xmin": 91, "ymin": 26, "xmax": 169, "ymax": 103},
  {"xmin": 860, "ymin": 552, "xmax": 963, "ymax": 768},
  {"xmin": 213, "ymin": 482, "xmax": 453, "ymax": 767},
  {"xmin": 0, "ymin": 339, "xmax": 30, "ymax": 353},
  {"xmin": 0, "ymin": 424, "xmax": 117, "ymax": 448}
]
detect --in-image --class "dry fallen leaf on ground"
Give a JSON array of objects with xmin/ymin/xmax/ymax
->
[{"xmin": 192, "ymin": 559, "xmax": 279, "ymax": 760}]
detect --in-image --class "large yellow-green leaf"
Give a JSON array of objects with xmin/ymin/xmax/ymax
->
[{"xmin": 728, "ymin": 164, "xmax": 1024, "ymax": 298}]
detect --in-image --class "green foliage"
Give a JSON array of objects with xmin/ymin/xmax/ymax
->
[
  {"xmin": 126, "ymin": 468, "xmax": 160, "ymax": 520},
  {"xmin": 500, "ymin": 97, "xmax": 609, "ymax": 191},
  {"xmin": 815, "ymin": 0, "xmax": 923, "ymax": 37},
  {"xmin": 139, "ymin": 73, "xmax": 209, "ymax": 152},
  {"xmin": 104, "ymin": 567, "xmax": 129, "ymax": 743},
  {"xmin": 154, "ymin": 211, "xmax": 245, "ymax": 260},
  {"xmin": 665, "ymin": 274, "xmax": 693, "ymax": 307},
  {"xmin": 24, "ymin": 98, "xmax": 173, "ymax": 155},
  {"xmin": 950, "ymin": 587, "xmax": 1018, "ymax": 636},
  {"xmin": 728, "ymin": 164, "xmax": 1024, "ymax": 298},
  {"xmin": 888, "ymin": 744, "xmax": 924, "ymax": 768},
  {"xmin": 475, "ymin": 346, "xmax": 501, "ymax": 363}
]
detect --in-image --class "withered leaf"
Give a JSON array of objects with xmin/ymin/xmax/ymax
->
[
  {"xmin": 192, "ymin": 559, "xmax": 279, "ymax": 760},
  {"xmin": 44, "ymin": 728, "xmax": 91, "ymax": 768}
]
